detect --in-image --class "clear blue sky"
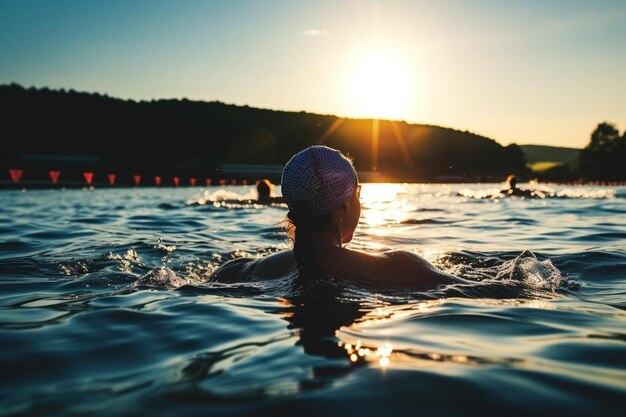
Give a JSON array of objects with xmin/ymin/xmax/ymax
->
[{"xmin": 1, "ymin": 0, "xmax": 625, "ymax": 148}]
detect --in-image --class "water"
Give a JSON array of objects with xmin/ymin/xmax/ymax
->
[{"xmin": 1, "ymin": 184, "xmax": 625, "ymax": 416}]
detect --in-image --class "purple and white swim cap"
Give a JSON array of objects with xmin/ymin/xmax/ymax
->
[{"xmin": 281, "ymin": 145, "xmax": 358, "ymax": 217}]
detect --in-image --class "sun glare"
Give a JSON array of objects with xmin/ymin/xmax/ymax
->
[{"xmin": 347, "ymin": 51, "xmax": 409, "ymax": 120}]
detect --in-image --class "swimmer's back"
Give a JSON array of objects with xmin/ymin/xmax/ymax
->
[
  {"xmin": 212, "ymin": 250, "xmax": 297, "ymax": 282},
  {"xmin": 318, "ymin": 248, "xmax": 464, "ymax": 288},
  {"xmin": 212, "ymin": 248, "xmax": 465, "ymax": 289}
]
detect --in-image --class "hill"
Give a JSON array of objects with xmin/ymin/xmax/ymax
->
[
  {"xmin": 520, "ymin": 145, "xmax": 580, "ymax": 167},
  {"xmin": 0, "ymin": 84, "xmax": 527, "ymax": 185}
]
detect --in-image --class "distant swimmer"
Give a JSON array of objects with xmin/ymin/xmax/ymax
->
[
  {"xmin": 188, "ymin": 179, "xmax": 285, "ymax": 206},
  {"xmin": 255, "ymin": 179, "xmax": 285, "ymax": 205},
  {"xmin": 500, "ymin": 175, "xmax": 537, "ymax": 198},
  {"xmin": 212, "ymin": 145, "xmax": 467, "ymax": 289}
]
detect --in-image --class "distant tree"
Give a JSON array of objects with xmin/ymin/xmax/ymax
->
[
  {"xmin": 503, "ymin": 143, "xmax": 528, "ymax": 175},
  {"xmin": 579, "ymin": 122, "xmax": 626, "ymax": 180}
]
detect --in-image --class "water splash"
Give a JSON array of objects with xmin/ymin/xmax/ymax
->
[
  {"xmin": 59, "ymin": 260, "xmax": 93, "ymax": 276},
  {"xmin": 496, "ymin": 250, "xmax": 562, "ymax": 291},
  {"xmin": 458, "ymin": 184, "xmax": 615, "ymax": 200},
  {"xmin": 186, "ymin": 189, "xmax": 256, "ymax": 206},
  {"xmin": 433, "ymin": 250, "xmax": 566, "ymax": 298},
  {"xmin": 154, "ymin": 237, "xmax": 176, "ymax": 253},
  {"xmin": 133, "ymin": 266, "xmax": 189, "ymax": 289},
  {"xmin": 106, "ymin": 248, "xmax": 141, "ymax": 273}
]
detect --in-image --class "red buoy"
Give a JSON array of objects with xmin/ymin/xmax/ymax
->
[
  {"xmin": 190, "ymin": 178, "xmax": 196, "ymax": 186},
  {"xmin": 154, "ymin": 176, "xmax": 162, "ymax": 186},
  {"xmin": 173, "ymin": 177, "xmax": 180, "ymax": 186},
  {"xmin": 9, "ymin": 169, "xmax": 23, "ymax": 184},
  {"xmin": 133, "ymin": 175, "xmax": 141, "ymax": 186},
  {"xmin": 205, "ymin": 178, "xmax": 212, "ymax": 186},
  {"xmin": 107, "ymin": 174, "xmax": 116, "ymax": 186},
  {"xmin": 49, "ymin": 170, "xmax": 61, "ymax": 185},
  {"xmin": 83, "ymin": 172, "xmax": 94, "ymax": 186}
]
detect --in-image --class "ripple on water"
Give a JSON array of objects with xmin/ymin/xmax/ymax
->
[{"xmin": 0, "ymin": 185, "xmax": 625, "ymax": 416}]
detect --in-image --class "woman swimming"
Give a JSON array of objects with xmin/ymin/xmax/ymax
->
[
  {"xmin": 500, "ymin": 175, "xmax": 539, "ymax": 198},
  {"xmin": 212, "ymin": 145, "xmax": 464, "ymax": 289}
]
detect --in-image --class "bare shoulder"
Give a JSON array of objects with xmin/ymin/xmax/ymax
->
[
  {"xmin": 344, "ymin": 248, "xmax": 460, "ymax": 287},
  {"xmin": 211, "ymin": 257, "xmax": 256, "ymax": 282},
  {"xmin": 211, "ymin": 251, "xmax": 296, "ymax": 282},
  {"xmin": 382, "ymin": 250, "xmax": 437, "ymax": 269},
  {"xmin": 345, "ymin": 248, "xmax": 433, "ymax": 270},
  {"xmin": 251, "ymin": 250, "xmax": 297, "ymax": 279}
]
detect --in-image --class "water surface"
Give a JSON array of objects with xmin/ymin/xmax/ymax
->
[{"xmin": 1, "ymin": 184, "xmax": 625, "ymax": 416}]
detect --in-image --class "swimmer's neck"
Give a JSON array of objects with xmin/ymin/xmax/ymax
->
[
  {"xmin": 307, "ymin": 231, "xmax": 359, "ymax": 276},
  {"xmin": 310, "ymin": 230, "xmax": 343, "ymax": 250}
]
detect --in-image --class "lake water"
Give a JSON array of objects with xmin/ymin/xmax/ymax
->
[{"xmin": 1, "ymin": 183, "xmax": 625, "ymax": 416}]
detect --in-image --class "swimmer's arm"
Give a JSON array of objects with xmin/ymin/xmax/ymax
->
[{"xmin": 210, "ymin": 257, "xmax": 255, "ymax": 282}]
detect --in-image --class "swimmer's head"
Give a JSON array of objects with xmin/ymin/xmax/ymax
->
[
  {"xmin": 256, "ymin": 179, "xmax": 272, "ymax": 202},
  {"xmin": 506, "ymin": 175, "xmax": 518, "ymax": 189},
  {"xmin": 281, "ymin": 145, "xmax": 358, "ymax": 217}
]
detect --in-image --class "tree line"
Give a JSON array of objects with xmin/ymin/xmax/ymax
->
[
  {"xmin": 2, "ymin": 83, "xmax": 530, "ymax": 183},
  {"xmin": 535, "ymin": 122, "xmax": 626, "ymax": 182},
  {"xmin": 577, "ymin": 122, "xmax": 626, "ymax": 181}
]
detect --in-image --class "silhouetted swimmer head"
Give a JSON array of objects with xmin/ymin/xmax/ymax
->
[
  {"xmin": 256, "ymin": 179, "xmax": 272, "ymax": 204},
  {"xmin": 501, "ymin": 174, "xmax": 536, "ymax": 197},
  {"xmin": 506, "ymin": 175, "xmax": 519, "ymax": 190},
  {"xmin": 281, "ymin": 145, "xmax": 361, "ymax": 273}
]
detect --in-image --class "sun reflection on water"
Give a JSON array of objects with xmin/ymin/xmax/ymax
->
[
  {"xmin": 360, "ymin": 183, "xmax": 407, "ymax": 204},
  {"xmin": 359, "ymin": 184, "xmax": 413, "ymax": 230},
  {"xmin": 339, "ymin": 339, "xmax": 394, "ymax": 367}
]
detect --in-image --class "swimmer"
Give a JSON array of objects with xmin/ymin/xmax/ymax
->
[
  {"xmin": 255, "ymin": 179, "xmax": 285, "ymax": 205},
  {"xmin": 500, "ymin": 175, "xmax": 536, "ymax": 198},
  {"xmin": 212, "ymin": 145, "xmax": 466, "ymax": 289},
  {"xmin": 188, "ymin": 178, "xmax": 285, "ymax": 206}
]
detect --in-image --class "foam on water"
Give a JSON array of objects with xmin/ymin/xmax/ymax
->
[
  {"xmin": 497, "ymin": 250, "xmax": 562, "ymax": 290},
  {"xmin": 458, "ymin": 181, "xmax": 615, "ymax": 200},
  {"xmin": 186, "ymin": 188, "xmax": 260, "ymax": 206}
]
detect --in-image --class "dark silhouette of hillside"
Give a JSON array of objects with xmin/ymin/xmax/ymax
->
[
  {"xmin": 1, "ymin": 83, "xmax": 527, "ymax": 185},
  {"xmin": 520, "ymin": 126, "xmax": 626, "ymax": 182},
  {"xmin": 520, "ymin": 145, "xmax": 581, "ymax": 167}
]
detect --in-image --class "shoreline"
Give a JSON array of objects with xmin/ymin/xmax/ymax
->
[{"xmin": 2, "ymin": 179, "xmax": 624, "ymax": 191}]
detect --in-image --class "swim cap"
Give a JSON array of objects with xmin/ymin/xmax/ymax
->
[{"xmin": 281, "ymin": 145, "xmax": 358, "ymax": 217}]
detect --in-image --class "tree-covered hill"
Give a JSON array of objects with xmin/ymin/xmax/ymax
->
[
  {"xmin": 520, "ymin": 145, "xmax": 581, "ymax": 167},
  {"xmin": 1, "ymin": 84, "xmax": 526, "ymax": 183}
]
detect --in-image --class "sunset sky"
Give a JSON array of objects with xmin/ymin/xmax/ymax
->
[{"xmin": 1, "ymin": 0, "xmax": 625, "ymax": 148}]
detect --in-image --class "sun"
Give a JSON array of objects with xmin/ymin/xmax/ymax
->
[{"xmin": 346, "ymin": 50, "xmax": 409, "ymax": 120}]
